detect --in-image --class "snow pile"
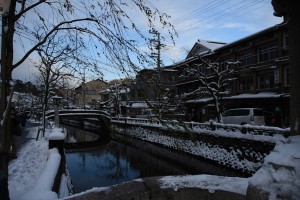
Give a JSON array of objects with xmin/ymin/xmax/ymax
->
[
  {"xmin": 8, "ymin": 120, "xmax": 66, "ymax": 200},
  {"xmin": 49, "ymin": 127, "xmax": 65, "ymax": 140},
  {"xmin": 160, "ymin": 175, "xmax": 249, "ymax": 195},
  {"xmin": 247, "ymin": 135, "xmax": 300, "ymax": 200},
  {"xmin": 8, "ymin": 121, "xmax": 49, "ymax": 200},
  {"xmin": 20, "ymin": 148, "xmax": 61, "ymax": 200}
]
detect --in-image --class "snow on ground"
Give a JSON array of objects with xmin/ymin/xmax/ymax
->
[
  {"xmin": 20, "ymin": 148, "xmax": 61, "ymax": 200},
  {"xmin": 8, "ymin": 120, "xmax": 49, "ymax": 200},
  {"xmin": 8, "ymin": 119, "xmax": 65, "ymax": 200},
  {"xmin": 8, "ymin": 118, "xmax": 300, "ymax": 200},
  {"xmin": 248, "ymin": 135, "xmax": 300, "ymax": 199}
]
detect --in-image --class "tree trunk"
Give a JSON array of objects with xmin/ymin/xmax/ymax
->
[
  {"xmin": 272, "ymin": 0, "xmax": 300, "ymax": 135},
  {"xmin": 0, "ymin": 1, "xmax": 17, "ymax": 199}
]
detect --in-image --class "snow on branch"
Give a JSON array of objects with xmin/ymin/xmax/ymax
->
[{"xmin": 182, "ymin": 56, "xmax": 239, "ymax": 122}]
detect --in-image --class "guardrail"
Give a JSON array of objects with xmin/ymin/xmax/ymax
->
[{"xmin": 112, "ymin": 117, "xmax": 291, "ymax": 137}]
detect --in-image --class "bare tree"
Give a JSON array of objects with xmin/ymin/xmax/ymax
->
[
  {"xmin": 34, "ymin": 35, "xmax": 77, "ymax": 133},
  {"xmin": 182, "ymin": 57, "xmax": 238, "ymax": 122}
]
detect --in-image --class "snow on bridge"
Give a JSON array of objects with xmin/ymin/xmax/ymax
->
[{"xmin": 44, "ymin": 109, "xmax": 111, "ymax": 120}]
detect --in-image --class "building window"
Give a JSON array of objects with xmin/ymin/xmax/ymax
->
[
  {"xmin": 85, "ymin": 89, "xmax": 96, "ymax": 95},
  {"xmin": 258, "ymin": 74, "xmax": 275, "ymax": 89},
  {"xmin": 239, "ymin": 77, "xmax": 253, "ymax": 91},
  {"xmin": 284, "ymin": 66, "xmax": 290, "ymax": 86},
  {"xmin": 225, "ymin": 80, "xmax": 233, "ymax": 93},
  {"xmin": 258, "ymin": 42, "xmax": 278, "ymax": 63},
  {"xmin": 283, "ymin": 31, "xmax": 289, "ymax": 50},
  {"xmin": 137, "ymin": 89, "xmax": 145, "ymax": 98},
  {"xmin": 238, "ymin": 50, "xmax": 254, "ymax": 67}
]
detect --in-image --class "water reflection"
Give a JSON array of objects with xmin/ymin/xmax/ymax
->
[
  {"xmin": 62, "ymin": 126, "xmax": 100, "ymax": 143},
  {"xmin": 66, "ymin": 141, "xmax": 195, "ymax": 193},
  {"xmin": 65, "ymin": 126, "xmax": 245, "ymax": 193}
]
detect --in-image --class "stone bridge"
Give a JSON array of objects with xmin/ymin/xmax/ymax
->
[
  {"xmin": 45, "ymin": 109, "xmax": 111, "ymax": 120},
  {"xmin": 45, "ymin": 109, "xmax": 112, "ymax": 139}
]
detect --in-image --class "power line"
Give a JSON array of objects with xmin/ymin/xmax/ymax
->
[
  {"xmin": 176, "ymin": 0, "xmax": 268, "ymax": 35},
  {"xmin": 172, "ymin": 0, "xmax": 226, "ymax": 24},
  {"xmin": 191, "ymin": 0, "xmax": 265, "ymax": 28}
]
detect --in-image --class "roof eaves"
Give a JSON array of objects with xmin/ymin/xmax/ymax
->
[{"xmin": 214, "ymin": 22, "xmax": 287, "ymax": 52}]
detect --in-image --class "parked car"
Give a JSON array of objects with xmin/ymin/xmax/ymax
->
[
  {"xmin": 136, "ymin": 109, "xmax": 157, "ymax": 119},
  {"xmin": 222, "ymin": 108, "xmax": 265, "ymax": 126}
]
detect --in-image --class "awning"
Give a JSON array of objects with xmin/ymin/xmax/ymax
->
[
  {"xmin": 186, "ymin": 97, "xmax": 213, "ymax": 104},
  {"xmin": 184, "ymin": 92, "xmax": 290, "ymax": 104},
  {"xmin": 224, "ymin": 92, "xmax": 289, "ymax": 100}
]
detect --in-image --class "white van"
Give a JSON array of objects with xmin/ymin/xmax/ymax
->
[
  {"xmin": 136, "ymin": 109, "xmax": 157, "ymax": 119},
  {"xmin": 222, "ymin": 108, "xmax": 265, "ymax": 126}
]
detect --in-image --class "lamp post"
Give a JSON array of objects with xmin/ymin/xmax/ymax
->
[{"xmin": 52, "ymin": 95, "xmax": 62, "ymax": 127}]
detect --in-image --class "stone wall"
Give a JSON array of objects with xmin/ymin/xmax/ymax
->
[
  {"xmin": 66, "ymin": 176, "xmax": 246, "ymax": 200},
  {"xmin": 112, "ymin": 122, "xmax": 276, "ymax": 175}
]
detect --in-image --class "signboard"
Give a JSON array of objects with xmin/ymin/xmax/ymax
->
[{"xmin": 274, "ymin": 67, "xmax": 279, "ymax": 84}]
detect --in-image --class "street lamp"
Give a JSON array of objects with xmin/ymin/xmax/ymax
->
[{"xmin": 52, "ymin": 95, "xmax": 62, "ymax": 127}]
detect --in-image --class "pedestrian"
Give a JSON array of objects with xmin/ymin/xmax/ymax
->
[
  {"xmin": 20, "ymin": 111, "xmax": 27, "ymax": 127},
  {"xmin": 10, "ymin": 106, "xmax": 20, "ymax": 159},
  {"xmin": 273, "ymin": 106, "xmax": 282, "ymax": 128}
]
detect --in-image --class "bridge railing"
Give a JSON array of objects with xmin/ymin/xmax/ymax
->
[
  {"xmin": 112, "ymin": 117, "xmax": 290, "ymax": 137},
  {"xmin": 45, "ymin": 109, "xmax": 111, "ymax": 119}
]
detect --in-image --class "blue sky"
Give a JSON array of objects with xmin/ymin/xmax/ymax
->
[
  {"xmin": 12, "ymin": 0, "xmax": 283, "ymax": 83},
  {"xmin": 154, "ymin": 0, "xmax": 283, "ymax": 65}
]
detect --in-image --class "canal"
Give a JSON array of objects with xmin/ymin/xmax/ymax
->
[{"xmin": 63, "ymin": 125, "xmax": 245, "ymax": 193}]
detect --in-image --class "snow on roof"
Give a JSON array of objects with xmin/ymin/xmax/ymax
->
[
  {"xmin": 197, "ymin": 40, "xmax": 227, "ymax": 51},
  {"xmin": 186, "ymin": 40, "xmax": 226, "ymax": 59},
  {"xmin": 224, "ymin": 92, "xmax": 288, "ymax": 99},
  {"xmin": 129, "ymin": 102, "xmax": 149, "ymax": 108},
  {"xmin": 162, "ymin": 69, "xmax": 178, "ymax": 72},
  {"xmin": 119, "ymin": 89, "xmax": 130, "ymax": 94},
  {"xmin": 186, "ymin": 97, "xmax": 213, "ymax": 103}
]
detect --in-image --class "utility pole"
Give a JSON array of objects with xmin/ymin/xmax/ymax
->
[
  {"xmin": 82, "ymin": 68, "xmax": 86, "ymax": 110},
  {"xmin": 149, "ymin": 31, "xmax": 164, "ymax": 78},
  {"xmin": 149, "ymin": 31, "xmax": 165, "ymax": 118},
  {"xmin": 82, "ymin": 79, "xmax": 85, "ymax": 110}
]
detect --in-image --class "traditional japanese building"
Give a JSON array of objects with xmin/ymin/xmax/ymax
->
[
  {"xmin": 75, "ymin": 79, "xmax": 108, "ymax": 109},
  {"xmin": 172, "ymin": 21, "xmax": 289, "ymax": 126}
]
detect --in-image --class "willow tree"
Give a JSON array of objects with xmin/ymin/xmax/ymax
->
[{"xmin": 0, "ymin": 1, "xmax": 177, "ymax": 199}]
